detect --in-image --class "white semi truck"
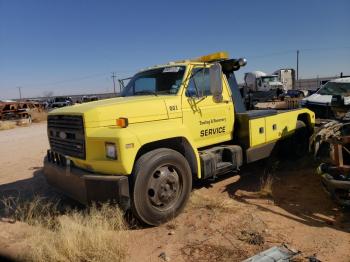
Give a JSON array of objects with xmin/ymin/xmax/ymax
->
[
  {"xmin": 273, "ymin": 69, "xmax": 295, "ymax": 91},
  {"xmin": 244, "ymin": 71, "xmax": 284, "ymax": 92}
]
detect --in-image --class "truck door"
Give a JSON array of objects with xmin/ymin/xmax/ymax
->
[{"xmin": 182, "ymin": 66, "xmax": 234, "ymax": 148}]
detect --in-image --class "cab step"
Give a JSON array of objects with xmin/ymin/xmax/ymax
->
[{"xmin": 199, "ymin": 145, "xmax": 243, "ymax": 179}]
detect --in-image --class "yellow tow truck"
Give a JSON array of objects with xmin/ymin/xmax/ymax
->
[{"xmin": 44, "ymin": 52, "xmax": 315, "ymax": 225}]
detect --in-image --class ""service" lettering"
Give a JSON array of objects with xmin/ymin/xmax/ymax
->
[{"xmin": 200, "ymin": 126, "xmax": 226, "ymax": 137}]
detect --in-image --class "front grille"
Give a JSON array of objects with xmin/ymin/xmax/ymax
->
[{"xmin": 48, "ymin": 115, "xmax": 85, "ymax": 159}]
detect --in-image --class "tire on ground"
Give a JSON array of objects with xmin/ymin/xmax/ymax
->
[
  {"xmin": 292, "ymin": 120, "xmax": 309, "ymax": 157},
  {"xmin": 131, "ymin": 148, "xmax": 192, "ymax": 226}
]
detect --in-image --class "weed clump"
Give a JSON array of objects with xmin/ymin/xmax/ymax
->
[
  {"xmin": 1, "ymin": 197, "xmax": 127, "ymax": 262},
  {"xmin": 189, "ymin": 191, "xmax": 235, "ymax": 212},
  {"xmin": 258, "ymin": 175, "xmax": 274, "ymax": 198},
  {"xmin": 0, "ymin": 121, "xmax": 16, "ymax": 130}
]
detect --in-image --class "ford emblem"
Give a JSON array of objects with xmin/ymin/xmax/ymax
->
[{"xmin": 59, "ymin": 131, "xmax": 67, "ymax": 139}]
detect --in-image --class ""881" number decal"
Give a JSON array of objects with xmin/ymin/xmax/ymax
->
[{"xmin": 169, "ymin": 105, "xmax": 178, "ymax": 111}]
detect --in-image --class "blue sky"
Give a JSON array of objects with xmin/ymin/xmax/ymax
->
[{"xmin": 0, "ymin": 0, "xmax": 349, "ymax": 99}]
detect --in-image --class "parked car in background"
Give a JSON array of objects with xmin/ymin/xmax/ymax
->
[
  {"xmin": 50, "ymin": 97, "xmax": 73, "ymax": 108},
  {"xmin": 285, "ymin": 89, "xmax": 306, "ymax": 98},
  {"xmin": 81, "ymin": 96, "xmax": 98, "ymax": 103},
  {"xmin": 301, "ymin": 77, "xmax": 350, "ymax": 119}
]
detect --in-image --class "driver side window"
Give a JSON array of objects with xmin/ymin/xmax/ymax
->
[
  {"xmin": 257, "ymin": 79, "xmax": 262, "ymax": 86},
  {"xmin": 186, "ymin": 68, "xmax": 211, "ymax": 97}
]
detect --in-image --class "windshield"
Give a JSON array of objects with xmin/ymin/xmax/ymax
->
[
  {"xmin": 261, "ymin": 76, "xmax": 279, "ymax": 83},
  {"xmin": 121, "ymin": 66, "xmax": 186, "ymax": 96},
  {"xmin": 318, "ymin": 81, "xmax": 350, "ymax": 96}
]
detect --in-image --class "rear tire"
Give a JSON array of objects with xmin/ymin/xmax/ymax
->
[
  {"xmin": 292, "ymin": 120, "xmax": 309, "ymax": 157},
  {"xmin": 277, "ymin": 120, "xmax": 309, "ymax": 159},
  {"xmin": 131, "ymin": 148, "xmax": 192, "ymax": 226}
]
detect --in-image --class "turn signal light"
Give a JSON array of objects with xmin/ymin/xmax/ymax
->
[{"xmin": 116, "ymin": 117, "xmax": 128, "ymax": 128}]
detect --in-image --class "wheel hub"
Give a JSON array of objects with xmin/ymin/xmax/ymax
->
[{"xmin": 148, "ymin": 166, "xmax": 180, "ymax": 209}]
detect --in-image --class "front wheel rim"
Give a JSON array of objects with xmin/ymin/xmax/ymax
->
[{"xmin": 147, "ymin": 165, "xmax": 182, "ymax": 211}]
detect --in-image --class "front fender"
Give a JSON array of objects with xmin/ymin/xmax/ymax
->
[
  {"xmin": 128, "ymin": 118, "xmax": 201, "ymax": 177},
  {"xmin": 72, "ymin": 119, "xmax": 201, "ymax": 177}
]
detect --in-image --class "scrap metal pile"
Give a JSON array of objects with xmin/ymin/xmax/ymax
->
[
  {"xmin": 312, "ymin": 121, "xmax": 350, "ymax": 206},
  {"xmin": 0, "ymin": 101, "xmax": 45, "ymax": 122}
]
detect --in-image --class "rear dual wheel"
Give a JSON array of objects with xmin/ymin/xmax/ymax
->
[
  {"xmin": 292, "ymin": 120, "xmax": 309, "ymax": 157},
  {"xmin": 274, "ymin": 120, "xmax": 309, "ymax": 159},
  {"xmin": 131, "ymin": 148, "xmax": 192, "ymax": 226}
]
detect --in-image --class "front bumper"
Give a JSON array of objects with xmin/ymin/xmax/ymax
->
[
  {"xmin": 43, "ymin": 151, "xmax": 130, "ymax": 210},
  {"xmin": 317, "ymin": 164, "xmax": 350, "ymax": 206}
]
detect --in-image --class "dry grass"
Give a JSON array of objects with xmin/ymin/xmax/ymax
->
[
  {"xmin": 165, "ymin": 217, "xmax": 178, "ymax": 230},
  {"xmin": 1, "ymin": 197, "xmax": 127, "ymax": 262},
  {"xmin": 189, "ymin": 191, "xmax": 235, "ymax": 212},
  {"xmin": 181, "ymin": 242, "xmax": 247, "ymax": 262},
  {"xmin": 258, "ymin": 175, "xmax": 274, "ymax": 198},
  {"xmin": 0, "ymin": 121, "xmax": 16, "ymax": 130},
  {"xmin": 0, "ymin": 111, "xmax": 47, "ymax": 131},
  {"xmin": 31, "ymin": 111, "xmax": 48, "ymax": 123},
  {"xmin": 238, "ymin": 230, "xmax": 265, "ymax": 245},
  {"xmin": 1, "ymin": 196, "xmax": 60, "ymax": 227},
  {"xmin": 234, "ymin": 213, "xmax": 267, "ymax": 246}
]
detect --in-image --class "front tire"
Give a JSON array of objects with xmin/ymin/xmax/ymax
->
[{"xmin": 131, "ymin": 148, "xmax": 192, "ymax": 226}]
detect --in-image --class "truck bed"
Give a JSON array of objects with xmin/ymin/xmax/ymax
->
[{"xmin": 234, "ymin": 108, "xmax": 310, "ymax": 150}]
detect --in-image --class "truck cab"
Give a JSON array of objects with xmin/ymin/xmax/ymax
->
[
  {"xmin": 245, "ymin": 71, "xmax": 284, "ymax": 92},
  {"xmin": 44, "ymin": 52, "xmax": 315, "ymax": 225}
]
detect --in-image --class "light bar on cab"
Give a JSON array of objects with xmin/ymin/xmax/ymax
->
[{"xmin": 192, "ymin": 51, "xmax": 229, "ymax": 63}]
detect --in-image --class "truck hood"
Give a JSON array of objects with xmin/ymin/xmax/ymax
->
[
  {"xmin": 302, "ymin": 94, "xmax": 332, "ymax": 105},
  {"xmin": 267, "ymin": 81, "xmax": 283, "ymax": 87},
  {"xmin": 49, "ymin": 96, "xmax": 172, "ymax": 127},
  {"xmin": 302, "ymin": 93, "xmax": 350, "ymax": 106}
]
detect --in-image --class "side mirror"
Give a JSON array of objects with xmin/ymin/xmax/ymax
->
[{"xmin": 210, "ymin": 63, "xmax": 223, "ymax": 103}]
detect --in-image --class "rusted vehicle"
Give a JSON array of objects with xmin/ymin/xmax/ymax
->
[
  {"xmin": 313, "ymin": 121, "xmax": 350, "ymax": 206},
  {"xmin": 0, "ymin": 101, "xmax": 44, "ymax": 122}
]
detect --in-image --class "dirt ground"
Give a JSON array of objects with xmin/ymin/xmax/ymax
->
[{"xmin": 0, "ymin": 123, "xmax": 349, "ymax": 261}]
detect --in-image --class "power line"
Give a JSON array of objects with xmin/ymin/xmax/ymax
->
[
  {"xmin": 248, "ymin": 50, "xmax": 295, "ymax": 59},
  {"xmin": 247, "ymin": 46, "xmax": 350, "ymax": 59},
  {"xmin": 39, "ymin": 72, "xmax": 110, "ymax": 87},
  {"xmin": 27, "ymin": 69, "xmax": 136, "ymax": 88}
]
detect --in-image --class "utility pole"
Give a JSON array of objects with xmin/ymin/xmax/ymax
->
[
  {"xmin": 16, "ymin": 86, "xmax": 22, "ymax": 100},
  {"xmin": 111, "ymin": 72, "xmax": 117, "ymax": 95},
  {"xmin": 296, "ymin": 50, "xmax": 299, "ymax": 81}
]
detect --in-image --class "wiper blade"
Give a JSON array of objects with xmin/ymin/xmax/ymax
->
[{"xmin": 134, "ymin": 90, "xmax": 158, "ymax": 96}]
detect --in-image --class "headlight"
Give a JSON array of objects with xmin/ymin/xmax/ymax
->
[{"xmin": 105, "ymin": 142, "xmax": 117, "ymax": 160}]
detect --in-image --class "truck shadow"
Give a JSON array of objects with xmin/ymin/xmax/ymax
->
[
  {"xmin": 0, "ymin": 169, "xmax": 141, "ymax": 228},
  {"xmin": 0, "ymin": 168, "xmax": 84, "ymax": 219},
  {"xmin": 222, "ymin": 155, "xmax": 350, "ymax": 233},
  {"xmin": 1, "ymin": 158, "xmax": 349, "ymax": 233}
]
